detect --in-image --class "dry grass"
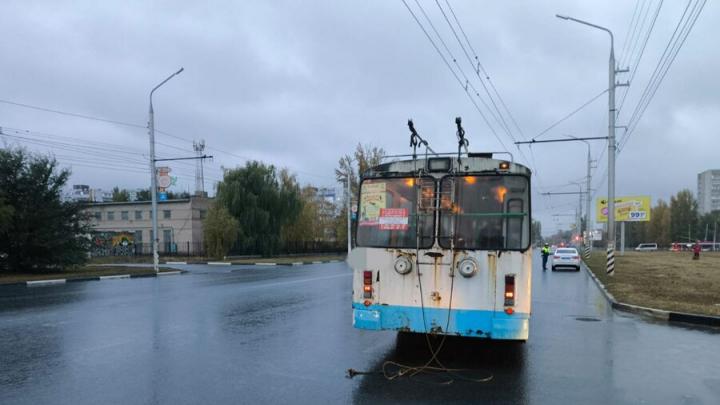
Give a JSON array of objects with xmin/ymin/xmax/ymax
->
[
  {"xmin": 0, "ymin": 266, "xmax": 178, "ymax": 284},
  {"xmin": 584, "ymin": 250, "xmax": 720, "ymax": 316}
]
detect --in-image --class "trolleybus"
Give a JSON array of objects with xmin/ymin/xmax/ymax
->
[{"xmin": 348, "ymin": 151, "xmax": 532, "ymax": 340}]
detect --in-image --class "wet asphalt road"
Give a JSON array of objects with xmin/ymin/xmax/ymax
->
[{"xmin": 1, "ymin": 253, "xmax": 718, "ymax": 404}]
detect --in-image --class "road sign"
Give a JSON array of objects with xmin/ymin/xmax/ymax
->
[
  {"xmin": 596, "ymin": 195, "xmax": 651, "ymax": 222},
  {"xmin": 157, "ymin": 167, "xmax": 172, "ymax": 190},
  {"xmin": 159, "ymin": 192, "xmax": 168, "ymax": 201}
]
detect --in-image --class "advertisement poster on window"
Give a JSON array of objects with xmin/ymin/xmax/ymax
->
[
  {"xmin": 379, "ymin": 208, "xmax": 409, "ymax": 230},
  {"xmin": 359, "ymin": 182, "xmax": 386, "ymax": 226}
]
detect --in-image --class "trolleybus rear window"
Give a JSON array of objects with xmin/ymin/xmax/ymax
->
[
  {"xmin": 438, "ymin": 175, "xmax": 530, "ymax": 250},
  {"xmin": 356, "ymin": 177, "xmax": 434, "ymax": 248}
]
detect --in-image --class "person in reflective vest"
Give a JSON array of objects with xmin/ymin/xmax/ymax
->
[{"xmin": 541, "ymin": 243, "xmax": 551, "ymax": 270}]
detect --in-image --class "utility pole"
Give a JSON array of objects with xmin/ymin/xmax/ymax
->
[
  {"xmin": 193, "ymin": 139, "xmax": 206, "ymax": 196},
  {"xmin": 148, "ymin": 67, "xmax": 184, "ymax": 273},
  {"xmin": 556, "ymin": 14, "xmax": 628, "ymax": 276},
  {"xmin": 346, "ymin": 173, "xmax": 352, "ymax": 256},
  {"xmin": 585, "ymin": 147, "xmax": 594, "ymax": 252},
  {"xmin": 543, "ymin": 190, "xmax": 586, "ymax": 242},
  {"xmin": 515, "ymin": 135, "xmax": 599, "ymax": 257}
]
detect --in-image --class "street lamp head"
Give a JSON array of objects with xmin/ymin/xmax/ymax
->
[{"xmin": 556, "ymin": 14, "xmax": 570, "ymax": 20}]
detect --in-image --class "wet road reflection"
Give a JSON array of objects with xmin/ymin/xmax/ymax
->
[
  {"xmin": 353, "ymin": 333, "xmax": 529, "ymax": 404},
  {"xmin": 0, "ymin": 257, "xmax": 718, "ymax": 404}
]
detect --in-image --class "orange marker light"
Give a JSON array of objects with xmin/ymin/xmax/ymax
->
[
  {"xmin": 464, "ymin": 176, "xmax": 476, "ymax": 185},
  {"xmin": 404, "ymin": 178, "xmax": 415, "ymax": 187},
  {"xmin": 495, "ymin": 186, "xmax": 508, "ymax": 203}
]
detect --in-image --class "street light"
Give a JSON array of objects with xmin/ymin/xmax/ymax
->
[
  {"xmin": 564, "ymin": 135, "xmax": 593, "ymax": 247},
  {"xmin": 148, "ymin": 67, "xmax": 184, "ymax": 273},
  {"xmin": 556, "ymin": 14, "xmax": 624, "ymax": 275},
  {"xmin": 568, "ymin": 181, "xmax": 584, "ymax": 241},
  {"xmin": 342, "ymin": 157, "xmax": 356, "ymax": 257}
]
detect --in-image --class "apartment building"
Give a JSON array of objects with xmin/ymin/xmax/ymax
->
[{"xmin": 697, "ymin": 169, "xmax": 720, "ymax": 214}]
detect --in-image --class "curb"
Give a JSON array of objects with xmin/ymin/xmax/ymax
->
[
  {"xmin": 1, "ymin": 270, "xmax": 186, "ymax": 289},
  {"xmin": 164, "ymin": 260, "xmax": 343, "ymax": 267},
  {"xmin": 581, "ymin": 261, "xmax": 720, "ymax": 327}
]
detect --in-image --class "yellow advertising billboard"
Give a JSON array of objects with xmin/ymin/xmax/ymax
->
[{"xmin": 596, "ymin": 196, "xmax": 651, "ymax": 222}]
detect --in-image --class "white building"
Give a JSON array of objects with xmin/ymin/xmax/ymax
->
[
  {"xmin": 697, "ymin": 169, "xmax": 720, "ymax": 214},
  {"xmin": 83, "ymin": 197, "xmax": 211, "ymax": 256}
]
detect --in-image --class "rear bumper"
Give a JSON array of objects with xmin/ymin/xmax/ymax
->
[
  {"xmin": 553, "ymin": 261, "xmax": 580, "ymax": 267},
  {"xmin": 352, "ymin": 303, "xmax": 529, "ymax": 340}
]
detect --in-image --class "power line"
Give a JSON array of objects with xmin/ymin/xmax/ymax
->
[
  {"xmin": 621, "ymin": 0, "xmax": 652, "ymax": 69},
  {"xmin": 400, "ymin": 0, "xmax": 512, "ymax": 154},
  {"xmin": 434, "ymin": 0, "xmax": 533, "ymax": 168},
  {"xmin": 443, "ymin": 0, "xmax": 524, "ymax": 139},
  {"xmin": 619, "ymin": 0, "xmax": 706, "ymax": 152},
  {"xmin": 0, "ymin": 97, "xmax": 335, "ymax": 181},
  {"xmin": 434, "ymin": 0, "xmax": 515, "ymax": 141},
  {"xmin": 411, "ymin": 0, "xmax": 511, "ymax": 145},
  {"xmin": 617, "ymin": 0, "xmax": 664, "ymax": 117},
  {"xmin": 619, "ymin": 0, "xmax": 643, "ymax": 67},
  {"xmin": 531, "ymin": 88, "xmax": 608, "ymax": 140}
]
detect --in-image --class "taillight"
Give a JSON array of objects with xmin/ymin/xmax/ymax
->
[
  {"xmin": 553, "ymin": 255, "xmax": 560, "ymax": 259},
  {"xmin": 363, "ymin": 271, "xmax": 373, "ymax": 299},
  {"xmin": 504, "ymin": 275, "xmax": 515, "ymax": 307},
  {"xmin": 572, "ymin": 255, "xmax": 579, "ymax": 260}
]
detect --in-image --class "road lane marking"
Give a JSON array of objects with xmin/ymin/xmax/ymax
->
[
  {"xmin": 27, "ymin": 279, "xmax": 66, "ymax": 286},
  {"xmin": 99, "ymin": 274, "xmax": 130, "ymax": 280}
]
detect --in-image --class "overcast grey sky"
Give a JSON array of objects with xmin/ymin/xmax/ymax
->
[{"xmin": 1, "ymin": 0, "xmax": 716, "ymax": 236}]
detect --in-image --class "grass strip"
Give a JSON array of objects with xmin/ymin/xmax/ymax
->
[{"xmin": 584, "ymin": 250, "xmax": 720, "ymax": 317}]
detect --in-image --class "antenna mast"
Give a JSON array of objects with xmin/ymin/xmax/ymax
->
[{"xmin": 193, "ymin": 139, "xmax": 206, "ymax": 196}]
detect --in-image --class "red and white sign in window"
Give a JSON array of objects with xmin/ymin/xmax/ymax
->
[{"xmin": 378, "ymin": 208, "xmax": 409, "ymax": 231}]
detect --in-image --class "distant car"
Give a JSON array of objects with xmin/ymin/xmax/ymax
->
[
  {"xmin": 552, "ymin": 247, "xmax": 580, "ymax": 271},
  {"xmin": 634, "ymin": 243, "xmax": 658, "ymax": 251}
]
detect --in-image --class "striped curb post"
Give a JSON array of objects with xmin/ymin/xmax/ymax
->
[
  {"xmin": 606, "ymin": 242, "xmax": 615, "ymax": 275},
  {"xmin": 583, "ymin": 244, "xmax": 591, "ymax": 260}
]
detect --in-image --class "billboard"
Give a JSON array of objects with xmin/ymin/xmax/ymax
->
[{"xmin": 596, "ymin": 196, "xmax": 651, "ymax": 222}]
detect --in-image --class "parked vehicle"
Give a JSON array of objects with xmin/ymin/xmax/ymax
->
[
  {"xmin": 634, "ymin": 243, "xmax": 658, "ymax": 251},
  {"xmin": 552, "ymin": 247, "xmax": 580, "ymax": 271}
]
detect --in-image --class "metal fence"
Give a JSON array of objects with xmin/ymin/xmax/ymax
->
[
  {"xmin": 90, "ymin": 240, "xmax": 344, "ymax": 258},
  {"xmin": 90, "ymin": 242, "xmax": 206, "ymax": 257},
  {"xmin": 228, "ymin": 240, "xmax": 345, "ymax": 256}
]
